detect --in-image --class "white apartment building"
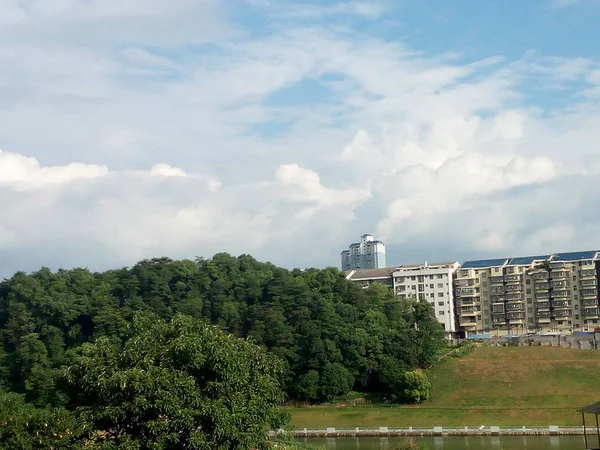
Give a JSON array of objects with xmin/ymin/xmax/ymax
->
[
  {"xmin": 341, "ymin": 234, "xmax": 386, "ymax": 270},
  {"xmin": 345, "ymin": 261, "xmax": 460, "ymax": 338},
  {"xmin": 393, "ymin": 262, "xmax": 461, "ymax": 337}
]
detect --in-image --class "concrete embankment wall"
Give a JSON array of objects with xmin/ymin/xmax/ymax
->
[
  {"xmin": 487, "ymin": 333, "xmax": 599, "ymax": 349},
  {"xmin": 269, "ymin": 426, "xmax": 596, "ymax": 438}
]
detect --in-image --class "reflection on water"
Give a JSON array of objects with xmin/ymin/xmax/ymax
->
[{"xmin": 303, "ymin": 435, "xmax": 587, "ymax": 450}]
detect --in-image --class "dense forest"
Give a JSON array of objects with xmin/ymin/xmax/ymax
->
[{"xmin": 0, "ymin": 253, "xmax": 444, "ymax": 408}]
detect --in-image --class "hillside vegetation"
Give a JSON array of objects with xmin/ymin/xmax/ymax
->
[
  {"xmin": 289, "ymin": 346, "xmax": 600, "ymax": 427},
  {"xmin": 0, "ymin": 254, "xmax": 444, "ymax": 406}
]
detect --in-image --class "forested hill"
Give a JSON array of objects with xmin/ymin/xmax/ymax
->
[{"xmin": 0, "ymin": 253, "xmax": 444, "ymax": 405}]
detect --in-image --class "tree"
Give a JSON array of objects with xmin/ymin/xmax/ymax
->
[
  {"xmin": 0, "ymin": 391, "xmax": 80, "ymax": 450},
  {"xmin": 296, "ymin": 370, "xmax": 320, "ymax": 402},
  {"xmin": 59, "ymin": 312, "xmax": 288, "ymax": 450},
  {"xmin": 401, "ymin": 370, "xmax": 432, "ymax": 404},
  {"xmin": 319, "ymin": 362, "xmax": 354, "ymax": 401}
]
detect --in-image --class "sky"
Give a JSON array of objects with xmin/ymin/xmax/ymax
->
[{"xmin": 1, "ymin": 0, "xmax": 600, "ymax": 276}]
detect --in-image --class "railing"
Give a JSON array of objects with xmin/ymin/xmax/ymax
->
[{"xmin": 269, "ymin": 426, "xmax": 598, "ymax": 437}]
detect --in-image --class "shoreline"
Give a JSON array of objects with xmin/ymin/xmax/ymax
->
[{"xmin": 270, "ymin": 426, "xmax": 597, "ymax": 438}]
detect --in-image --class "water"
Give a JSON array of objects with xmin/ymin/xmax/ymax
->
[{"xmin": 302, "ymin": 435, "xmax": 591, "ymax": 449}]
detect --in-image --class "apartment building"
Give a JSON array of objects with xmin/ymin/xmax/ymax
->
[
  {"xmin": 455, "ymin": 251, "xmax": 600, "ymax": 336},
  {"xmin": 345, "ymin": 261, "xmax": 460, "ymax": 338},
  {"xmin": 340, "ymin": 234, "xmax": 386, "ymax": 270},
  {"xmin": 393, "ymin": 262, "xmax": 460, "ymax": 337}
]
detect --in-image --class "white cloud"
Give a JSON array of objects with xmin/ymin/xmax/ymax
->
[
  {"xmin": 0, "ymin": 149, "xmax": 108, "ymax": 190},
  {"xmin": 1, "ymin": 1, "xmax": 600, "ymax": 275}
]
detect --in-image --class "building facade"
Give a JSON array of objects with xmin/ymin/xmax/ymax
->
[
  {"xmin": 393, "ymin": 262, "xmax": 460, "ymax": 336},
  {"xmin": 455, "ymin": 251, "xmax": 600, "ymax": 336},
  {"xmin": 340, "ymin": 234, "xmax": 386, "ymax": 270},
  {"xmin": 345, "ymin": 261, "xmax": 460, "ymax": 338}
]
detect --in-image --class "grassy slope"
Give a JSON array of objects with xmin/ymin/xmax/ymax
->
[{"xmin": 289, "ymin": 346, "xmax": 600, "ymax": 428}]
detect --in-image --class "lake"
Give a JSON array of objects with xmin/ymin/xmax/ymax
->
[{"xmin": 303, "ymin": 435, "xmax": 592, "ymax": 449}]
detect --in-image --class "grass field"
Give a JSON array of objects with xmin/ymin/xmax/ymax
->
[{"xmin": 288, "ymin": 346, "xmax": 600, "ymax": 428}]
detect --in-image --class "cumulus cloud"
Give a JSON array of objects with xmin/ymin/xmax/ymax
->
[
  {"xmin": 0, "ymin": 149, "xmax": 108, "ymax": 190},
  {"xmin": 1, "ymin": 0, "xmax": 600, "ymax": 275}
]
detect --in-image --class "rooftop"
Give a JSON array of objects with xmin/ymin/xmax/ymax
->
[
  {"xmin": 507, "ymin": 255, "xmax": 551, "ymax": 266},
  {"xmin": 396, "ymin": 261, "xmax": 458, "ymax": 270},
  {"xmin": 345, "ymin": 268, "xmax": 396, "ymax": 280},
  {"xmin": 554, "ymin": 250, "xmax": 600, "ymax": 261},
  {"xmin": 461, "ymin": 258, "xmax": 509, "ymax": 269}
]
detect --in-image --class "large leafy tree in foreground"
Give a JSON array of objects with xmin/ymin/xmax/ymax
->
[{"xmin": 59, "ymin": 313, "xmax": 287, "ymax": 450}]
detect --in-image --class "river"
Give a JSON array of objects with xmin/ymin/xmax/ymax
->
[{"xmin": 302, "ymin": 435, "xmax": 592, "ymax": 449}]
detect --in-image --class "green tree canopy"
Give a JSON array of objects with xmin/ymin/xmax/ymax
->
[{"xmin": 59, "ymin": 313, "xmax": 287, "ymax": 450}]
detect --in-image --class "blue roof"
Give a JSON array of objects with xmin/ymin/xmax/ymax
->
[
  {"xmin": 462, "ymin": 258, "xmax": 508, "ymax": 269},
  {"xmin": 554, "ymin": 251, "xmax": 599, "ymax": 261},
  {"xmin": 508, "ymin": 255, "xmax": 551, "ymax": 266}
]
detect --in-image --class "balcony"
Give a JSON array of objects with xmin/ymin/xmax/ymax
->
[
  {"xmin": 460, "ymin": 319, "xmax": 478, "ymax": 327},
  {"xmin": 490, "ymin": 276, "xmax": 504, "ymax": 284},
  {"xmin": 552, "ymin": 300, "xmax": 571, "ymax": 308},
  {"xmin": 490, "ymin": 287, "xmax": 505, "ymax": 295},
  {"xmin": 554, "ymin": 310, "xmax": 571, "ymax": 318},
  {"xmin": 536, "ymin": 310, "xmax": 552, "ymax": 318},
  {"xmin": 506, "ymin": 293, "xmax": 523, "ymax": 301},
  {"xmin": 534, "ymin": 273, "xmax": 550, "ymax": 281},
  {"xmin": 492, "ymin": 316, "xmax": 506, "ymax": 324},
  {"xmin": 505, "ymin": 284, "xmax": 522, "ymax": 291},
  {"xmin": 457, "ymin": 287, "xmax": 478, "ymax": 296},
  {"xmin": 553, "ymin": 290, "xmax": 569, "ymax": 298},
  {"xmin": 552, "ymin": 271, "xmax": 568, "ymax": 279},
  {"xmin": 492, "ymin": 306, "xmax": 505, "ymax": 314},
  {"xmin": 581, "ymin": 270, "xmax": 596, "ymax": 278},
  {"xmin": 583, "ymin": 308, "xmax": 600, "ymax": 317},
  {"xmin": 460, "ymin": 298, "xmax": 475, "ymax": 306},
  {"xmin": 536, "ymin": 301, "xmax": 550, "ymax": 309},
  {"xmin": 535, "ymin": 283, "xmax": 551, "ymax": 290},
  {"xmin": 491, "ymin": 295, "xmax": 505, "ymax": 304},
  {"xmin": 506, "ymin": 302, "xmax": 524, "ymax": 311},
  {"xmin": 537, "ymin": 317, "xmax": 552, "ymax": 324},
  {"xmin": 505, "ymin": 274, "xmax": 522, "ymax": 283},
  {"xmin": 507, "ymin": 312, "xmax": 525, "ymax": 320},
  {"xmin": 460, "ymin": 307, "xmax": 478, "ymax": 316},
  {"xmin": 535, "ymin": 292, "xmax": 550, "ymax": 299},
  {"xmin": 582, "ymin": 289, "xmax": 598, "ymax": 297},
  {"xmin": 455, "ymin": 279, "xmax": 476, "ymax": 287},
  {"xmin": 552, "ymin": 280, "xmax": 569, "ymax": 288},
  {"xmin": 583, "ymin": 299, "xmax": 599, "ymax": 307}
]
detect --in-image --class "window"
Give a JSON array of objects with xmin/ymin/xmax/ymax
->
[
  {"xmin": 438, "ymin": 301, "xmax": 444, "ymax": 306},
  {"xmin": 438, "ymin": 292, "xmax": 444, "ymax": 297},
  {"xmin": 398, "ymin": 286, "xmax": 406, "ymax": 292},
  {"xmin": 418, "ymin": 284, "xmax": 424, "ymax": 292},
  {"xmin": 526, "ymin": 289, "xmax": 531, "ymax": 294},
  {"xmin": 411, "ymin": 276, "xmax": 416, "ymax": 281},
  {"xmin": 437, "ymin": 283, "xmax": 444, "ymax": 288},
  {"xmin": 576, "ymin": 314, "xmax": 580, "ymax": 320},
  {"xmin": 575, "ymin": 304, "xmax": 579, "ymax": 310},
  {"xmin": 437, "ymin": 274, "xmax": 444, "ymax": 279},
  {"xmin": 482, "ymin": 282, "xmax": 488, "ymax": 288},
  {"xmin": 438, "ymin": 311, "xmax": 445, "ymax": 316},
  {"xmin": 573, "ymin": 276, "xmax": 577, "ymax": 281},
  {"xmin": 526, "ymin": 279, "xmax": 531, "ymax": 285},
  {"xmin": 430, "ymin": 284, "xmax": 434, "ymax": 288},
  {"xmin": 484, "ymin": 319, "xmax": 490, "ymax": 325},
  {"xmin": 429, "ymin": 302, "xmax": 434, "ymax": 306},
  {"xmin": 494, "ymin": 268, "xmax": 500, "ymax": 273},
  {"xmin": 429, "ymin": 275, "xmax": 434, "ymax": 280},
  {"xmin": 574, "ymin": 286, "xmax": 578, "ymax": 291}
]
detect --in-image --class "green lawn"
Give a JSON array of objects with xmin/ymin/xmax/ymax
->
[{"xmin": 288, "ymin": 346, "xmax": 600, "ymax": 428}]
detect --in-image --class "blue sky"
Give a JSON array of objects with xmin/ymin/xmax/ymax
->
[{"xmin": 0, "ymin": 0, "xmax": 600, "ymax": 275}]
